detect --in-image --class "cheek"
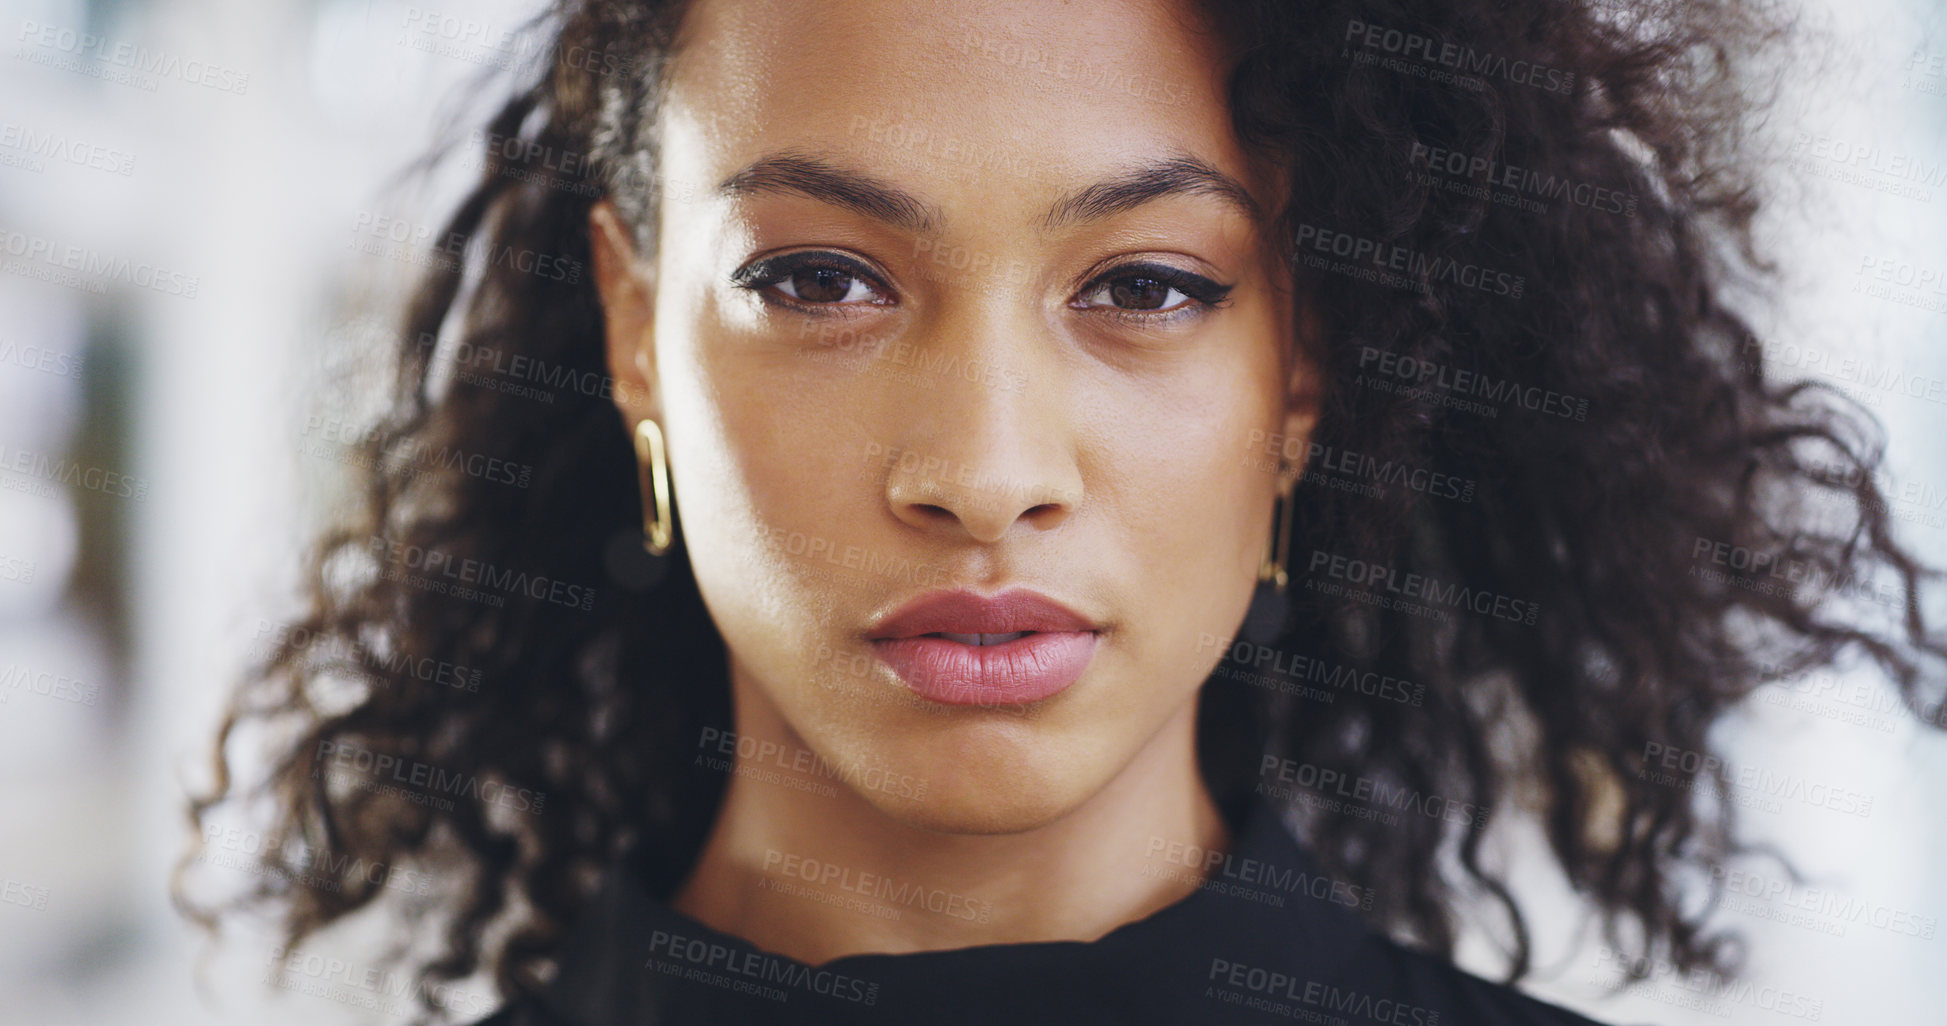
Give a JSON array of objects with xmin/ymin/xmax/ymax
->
[
  {"xmin": 1121, "ymin": 459, "xmax": 1266, "ymax": 691},
  {"xmin": 658, "ymin": 329, "xmax": 881, "ymax": 674},
  {"xmin": 1112, "ymin": 360, "xmax": 1277, "ymax": 570},
  {"xmin": 1096, "ymin": 364, "xmax": 1282, "ymax": 683}
]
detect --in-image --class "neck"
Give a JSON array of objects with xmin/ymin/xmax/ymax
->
[{"xmin": 670, "ymin": 662, "xmax": 1231, "ymax": 965}]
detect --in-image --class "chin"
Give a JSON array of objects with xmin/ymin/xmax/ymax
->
[
  {"xmin": 856, "ymin": 732, "xmax": 1109, "ymax": 836},
  {"xmin": 869, "ymin": 788, "xmax": 1078, "ymax": 836}
]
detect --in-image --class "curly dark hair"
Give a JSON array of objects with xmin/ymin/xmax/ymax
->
[{"xmin": 178, "ymin": 0, "xmax": 1946, "ymax": 1020}]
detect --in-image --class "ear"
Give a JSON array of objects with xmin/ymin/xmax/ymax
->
[
  {"xmin": 589, "ymin": 200, "xmax": 659, "ymax": 426},
  {"xmin": 1277, "ymin": 301, "xmax": 1324, "ymax": 493}
]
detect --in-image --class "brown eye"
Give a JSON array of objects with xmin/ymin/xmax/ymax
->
[
  {"xmin": 1077, "ymin": 274, "xmax": 1193, "ymax": 313},
  {"xmin": 788, "ymin": 267, "xmax": 863, "ymax": 303},
  {"xmin": 733, "ymin": 252, "xmax": 892, "ymax": 307},
  {"xmin": 1073, "ymin": 262, "xmax": 1231, "ymax": 318},
  {"xmin": 1109, "ymin": 276, "xmax": 1174, "ymax": 310}
]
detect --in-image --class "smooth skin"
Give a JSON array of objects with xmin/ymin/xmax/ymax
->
[{"xmin": 590, "ymin": 0, "xmax": 1318, "ymax": 966}]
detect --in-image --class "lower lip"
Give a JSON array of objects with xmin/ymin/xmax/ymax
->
[{"xmin": 869, "ymin": 631, "xmax": 1099, "ymax": 706}]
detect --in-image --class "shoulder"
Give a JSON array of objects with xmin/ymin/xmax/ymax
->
[
  {"xmin": 463, "ymin": 994, "xmax": 568, "ymax": 1026},
  {"xmin": 1216, "ymin": 806, "xmax": 1630, "ymax": 1026},
  {"xmin": 1374, "ymin": 941, "xmax": 1629, "ymax": 1026}
]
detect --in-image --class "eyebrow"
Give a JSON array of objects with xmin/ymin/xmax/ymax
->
[
  {"xmin": 1043, "ymin": 155, "xmax": 1265, "ymax": 229},
  {"xmin": 716, "ymin": 151, "xmax": 1263, "ymax": 233},
  {"xmin": 718, "ymin": 153, "xmax": 942, "ymax": 234}
]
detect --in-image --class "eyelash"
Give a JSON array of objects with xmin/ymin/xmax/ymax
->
[
  {"xmin": 1072, "ymin": 262, "xmax": 1234, "ymax": 324},
  {"xmin": 728, "ymin": 251, "xmax": 1234, "ymax": 323},
  {"xmin": 731, "ymin": 252, "xmax": 894, "ymax": 315}
]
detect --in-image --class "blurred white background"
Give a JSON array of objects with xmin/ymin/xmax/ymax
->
[{"xmin": 0, "ymin": 0, "xmax": 1942, "ymax": 1023}]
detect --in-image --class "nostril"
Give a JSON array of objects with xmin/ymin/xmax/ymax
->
[{"xmin": 910, "ymin": 503, "xmax": 960, "ymax": 524}]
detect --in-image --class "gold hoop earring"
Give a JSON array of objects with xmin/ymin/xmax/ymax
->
[
  {"xmin": 1258, "ymin": 473, "xmax": 1294, "ymax": 591},
  {"xmin": 634, "ymin": 418, "xmax": 674, "ymax": 556}
]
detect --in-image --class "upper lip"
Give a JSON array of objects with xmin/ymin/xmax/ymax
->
[{"xmin": 866, "ymin": 588, "xmax": 1102, "ymax": 640}]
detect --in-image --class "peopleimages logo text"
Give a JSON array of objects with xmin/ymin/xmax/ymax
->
[
  {"xmin": 1306, "ymin": 549, "xmax": 1541, "ymax": 625},
  {"xmin": 315, "ymin": 740, "xmax": 546, "ymax": 814},
  {"xmin": 647, "ymin": 929, "xmax": 880, "ymax": 1005},
  {"xmin": 16, "ymin": 19, "xmax": 251, "ymax": 94},
  {"xmin": 1344, "ymin": 18, "xmax": 1574, "ymax": 95},
  {"xmin": 1291, "ymin": 224, "xmax": 1524, "ymax": 298},
  {"xmin": 1358, "ymin": 347, "xmax": 1589, "ymax": 420},
  {"xmin": 366, "ymin": 535, "xmax": 596, "ymax": 612},
  {"xmin": 1259, "ymin": 755, "xmax": 1490, "ymax": 827},
  {"xmin": 1409, "ymin": 142, "xmax": 1635, "ymax": 217},
  {"xmin": 1209, "ymin": 958, "xmax": 1443, "ymax": 1024},
  {"xmin": 0, "ymin": 227, "xmax": 198, "ymax": 297}
]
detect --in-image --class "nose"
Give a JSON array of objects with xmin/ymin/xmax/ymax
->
[{"xmin": 882, "ymin": 305, "xmax": 1083, "ymax": 544}]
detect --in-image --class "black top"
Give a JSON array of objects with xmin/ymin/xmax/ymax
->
[{"xmin": 472, "ymin": 800, "xmax": 1620, "ymax": 1025}]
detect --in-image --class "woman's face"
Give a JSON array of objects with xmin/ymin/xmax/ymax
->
[{"xmin": 598, "ymin": 0, "xmax": 1313, "ymax": 834}]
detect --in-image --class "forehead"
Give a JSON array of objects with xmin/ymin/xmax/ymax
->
[{"xmin": 660, "ymin": 0, "xmax": 1262, "ymax": 211}]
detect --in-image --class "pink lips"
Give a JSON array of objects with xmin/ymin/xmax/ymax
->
[{"xmin": 865, "ymin": 588, "xmax": 1103, "ymax": 706}]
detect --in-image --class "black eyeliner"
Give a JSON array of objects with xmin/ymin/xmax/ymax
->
[
  {"xmin": 1083, "ymin": 261, "xmax": 1235, "ymax": 308},
  {"xmin": 729, "ymin": 251, "xmax": 888, "ymax": 293}
]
